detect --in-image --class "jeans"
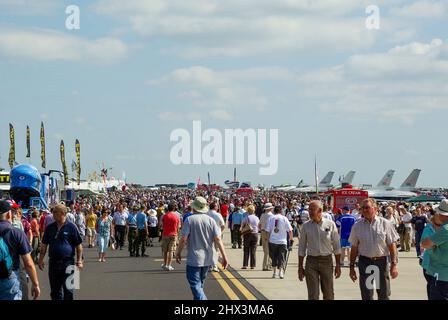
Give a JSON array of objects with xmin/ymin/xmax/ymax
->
[
  {"xmin": 429, "ymin": 278, "xmax": 448, "ymax": 300},
  {"xmin": 0, "ymin": 270, "xmax": 22, "ymax": 300},
  {"xmin": 358, "ymin": 256, "xmax": 390, "ymax": 300},
  {"xmin": 97, "ymin": 235, "xmax": 110, "ymax": 253},
  {"xmin": 423, "ymin": 269, "xmax": 434, "ymax": 300},
  {"xmin": 232, "ymin": 225, "xmax": 242, "ymax": 247},
  {"xmin": 186, "ymin": 265, "xmax": 209, "ymax": 300},
  {"xmin": 128, "ymin": 228, "xmax": 138, "ymax": 254},
  {"xmin": 115, "ymin": 225, "xmax": 126, "ymax": 249},
  {"xmin": 136, "ymin": 229, "xmax": 147, "ymax": 255},
  {"xmin": 415, "ymin": 231, "xmax": 423, "ymax": 257},
  {"xmin": 49, "ymin": 259, "xmax": 75, "ymax": 301}
]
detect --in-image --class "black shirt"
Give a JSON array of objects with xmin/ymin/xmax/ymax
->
[
  {"xmin": 412, "ymin": 216, "xmax": 428, "ymax": 233},
  {"xmin": 42, "ymin": 221, "xmax": 82, "ymax": 261}
]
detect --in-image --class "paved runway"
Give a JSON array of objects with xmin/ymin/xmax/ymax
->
[
  {"xmin": 37, "ymin": 243, "xmax": 228, "ymax": 300},
  {"xmin": 36, "ymin": 239, "xmax": 262, "ymax": 300}
]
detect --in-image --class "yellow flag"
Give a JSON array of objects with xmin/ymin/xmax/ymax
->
[
  {"xmin": 9, "ymin": 124, "xmax": 15, "ymax": 169},
  {"xmin": 75, "ymin": 139, "xmax": 81, "ymax": 185},
  {"xmin": 60, "ymin": 140, "xmax": 69, "ymax": 186},
  {"xmin": 40, "ymin": 122, "xmax": 46, "ymax": 169}
]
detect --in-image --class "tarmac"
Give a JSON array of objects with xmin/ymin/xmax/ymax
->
[{"xmin": 36, "ymin": 229, "xmax": 427, "ymax": 300}]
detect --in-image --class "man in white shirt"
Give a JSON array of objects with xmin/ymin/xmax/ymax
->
[
  {"xmin": 258, "ymin": 203, "xmax": 274, "ymax": 271},
  {"xmin": 207, "ymin": 203, "xmax": 225, "ymax": 272},
  {"xmin": 322, "ymin": 204, "xmax": 334, "ymax": 221},
  {"xmin": 351, "ymin": 204, "xmax": 362, "ymax": 221},
  {"xmin": 399, "ymin": 207, "xmax": 413, "ymax": 252},
  {"xmin": 113, "ymin": 203, "xmax": 128, "ymax": 250},
  {"xmin": 66, "ymin": 205, "xmax": 76, "ymax": 224}
]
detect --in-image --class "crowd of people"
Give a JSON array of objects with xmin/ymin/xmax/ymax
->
[{"xmin": 0, "ymin": 186, "xmax": 447, "ymax": 301}]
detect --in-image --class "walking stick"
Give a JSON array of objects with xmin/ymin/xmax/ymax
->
[{"xmin": 283, "ymin": 241, "xmax": 293, "ymax": 274}]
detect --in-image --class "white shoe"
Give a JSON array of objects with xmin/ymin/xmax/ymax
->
[
  {"xmin": 211, "ymin": 266, "xmax": 219, "ymax": 272},
  {"xmin": 272, "ymin": 272, "xmax": 278, "ymax": 279},
  {"xmin": 279, "ymin": 270, "xmax": 284, "ymax": 279},
  {"xmin": 167, "ymin": 266, "xmax": 174, "ymax": 271},
  {"xmin": 161, "ymin": 264, "xmax": 166, "ymax": 269}
]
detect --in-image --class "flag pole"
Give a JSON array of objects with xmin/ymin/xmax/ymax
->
[{"xmin": 315, "ymin": 154, "xmax": 319, "ymax": 194}]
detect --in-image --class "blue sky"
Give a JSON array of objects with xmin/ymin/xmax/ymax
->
[{"xmin": 0, "ymin": 0, "xmax": 447, "ymax": 188}]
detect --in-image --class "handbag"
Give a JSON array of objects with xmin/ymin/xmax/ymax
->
[{"xmin": 241, "ymin": 223, "xmax": 253, "ymax": 235}]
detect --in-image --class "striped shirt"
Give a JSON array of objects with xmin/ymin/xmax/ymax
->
[{"xmin": 348, "ymin": 215, "xmax": 399, "ymax": 258}]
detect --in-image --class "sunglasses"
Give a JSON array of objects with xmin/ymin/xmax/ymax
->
[{"xmin": 362, "ymin": 206, "xmax": 373, "ymax": 210}]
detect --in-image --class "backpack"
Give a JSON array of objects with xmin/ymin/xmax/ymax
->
[{"xmin": 0, "ymin": 228, "xmax": 13, "ymax": 279}]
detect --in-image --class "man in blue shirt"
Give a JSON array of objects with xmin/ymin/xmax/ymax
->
[
  {"xmin": 127, "ymin": 207, "xmax": 138, "ymax": 257},
  {"xmin": 182, "ymin": 205, "xmax": 193, "ymax": 223},
  {"xmin": 39, "ymin": 204, "xmax": 83, "ymax": 300},
  {"xmin": 0, "ymin": 200, "xmax": 40, "ymax": 300},
  {"xmin": 135, "ymin": 206, "xmax": 148, "ymax": 257},
  {"xmin": 336, "ymin": 207, "xmax": 356, "ymax": 267},
  {"xmin": 231, "ymin": 207, "xmax": 244, "ymax": 249}
]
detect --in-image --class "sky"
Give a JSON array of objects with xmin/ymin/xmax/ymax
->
[{"xmin": 0, "ymin": 0, "xmax": 447, "ymax": 188}]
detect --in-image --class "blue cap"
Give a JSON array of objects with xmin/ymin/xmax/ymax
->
[{"xmin": 342, "ymin": 206, "xmax": 350, "ymax": 211}]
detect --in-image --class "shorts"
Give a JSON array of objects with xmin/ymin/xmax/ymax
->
[
  {"xmin": 161, "ymin": 236, "xmax": 177, "ymax": 253},
  {"xmin": 341, "ymin": 238, "xmax": 351, "ymax": 248},
  {"xmin": 87, "ymin": 227, "xmax": 96, "ymax": 237}
]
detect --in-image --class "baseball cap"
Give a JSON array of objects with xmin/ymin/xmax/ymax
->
[
  {"xmin": 7, "ymin": 200, "xmax": 20, "ymax": 209},
  {"xmin": 0, "ymin": 200, "xmax": 12, "ymax": 215}
]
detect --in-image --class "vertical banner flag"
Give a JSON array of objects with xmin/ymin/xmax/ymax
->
[
  {"xmin": 8, "ymin": 124, "xmax": 15, "ymax": 169},
  {"xmin": 75, "ymin": 139, "xmax": 81, "ymax": 185},
  {"xmin": 60, "ymin": 140, "xmax": 69, "ymax": 186},
  {"xmin": 26, "ymin": 126, "xmax": 31, "ymax": 158},
  {"xmin": 40, "ymin": 122, "xmax": 46, "ymax": 169}
]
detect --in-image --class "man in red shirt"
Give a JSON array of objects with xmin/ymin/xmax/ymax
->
[
  {"xmin": 220, "ymin": 201, "xmax": 229, "ymax": 224},
  {"xmin": 161, "ymin": 203, "xmax": 180, "ymax": 271},
  {"xmin": 39, "ymin": 209, "xmax": 48, "ymax": 235}
]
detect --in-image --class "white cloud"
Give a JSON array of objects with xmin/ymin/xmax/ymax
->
[
  {"xmin": 297, "ymin": 39, "xmax": 448, "ymax": 124},
  {"xmin": 74, "ymin": 117, "xmax": 87, "ymax": 125},
  {"xmin": 0, "ymin": 28, "xmax": 128, "ymax": 63},
  {"xmin": 92, "ymin": 0, "xmax": 382, "ymax": 57},
  {"xmin": 390, "ymin": 0, "xmax": 448, "ymax": 19},
  {"xmin": 209, "ymin": 109, "xmax": 233, "ymax": 121},
  {"xmin": 149, "ymin": 66, "xmax": 277, "ymax": 111},
  {"xmin": 158, "ymin": 111, "xmax": 203, "ymax": 122},
  {"xmin": 0, "ymin": 0, "xmax": 61, "ymax": 15}
]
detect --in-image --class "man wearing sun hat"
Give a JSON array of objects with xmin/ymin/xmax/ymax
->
[
  {"xmin": 259, "ymin": 203, "xmax": 274, "ymax": 271},
  {"xmin": 422, "ymin": 199, "xmax": 448, "ymax": 300},
  {"xmin": 176, "ymin": 196, "xmax": 228, "ymax": 300}
]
